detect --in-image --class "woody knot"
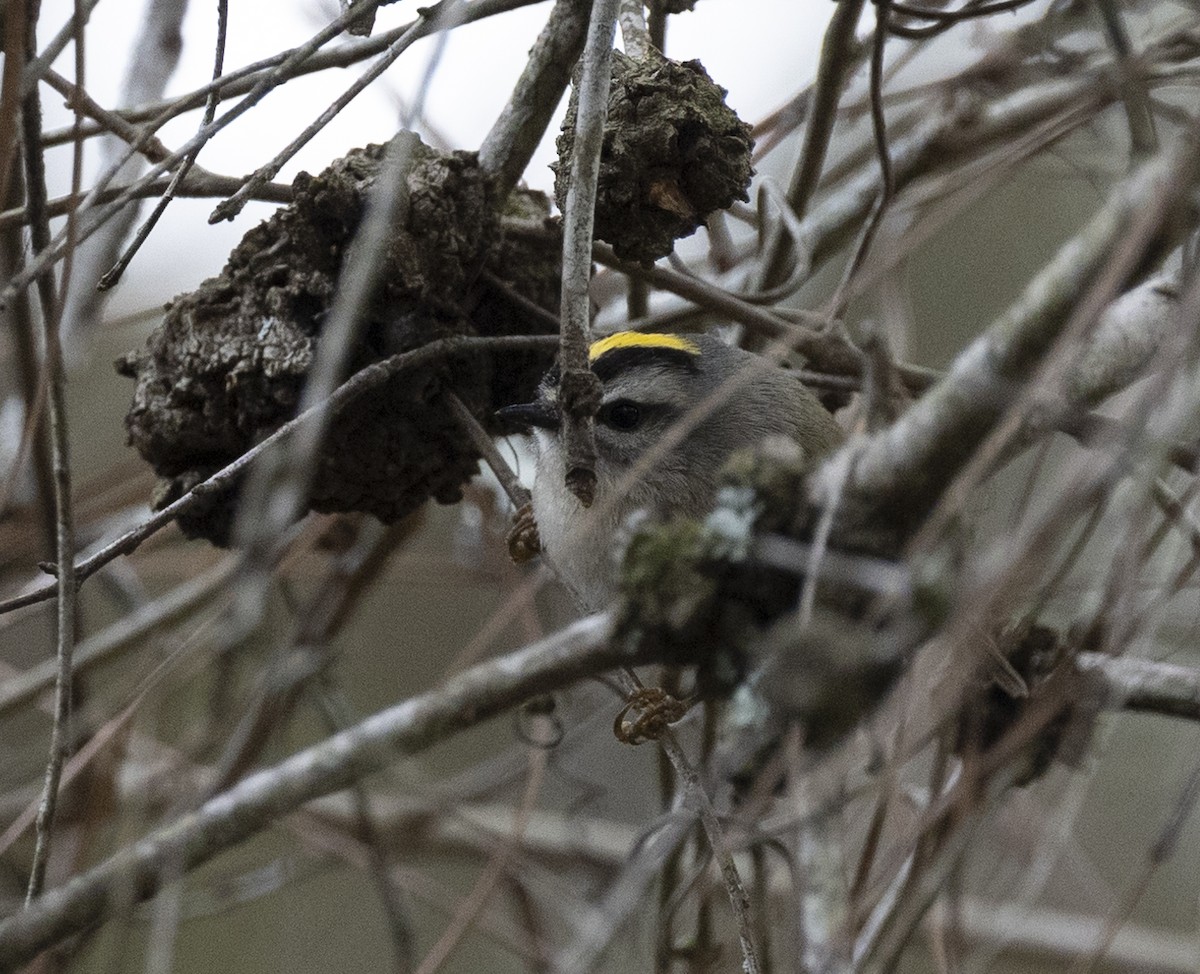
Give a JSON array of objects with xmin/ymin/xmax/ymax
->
[{"xmin": 559, "ymin": 368, "xmax": 603, "ymax": 418}]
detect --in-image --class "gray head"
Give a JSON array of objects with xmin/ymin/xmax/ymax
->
[
  {"xmin": 496, "ymin": 331, "xmax": 843, "ymax": 607},
  {"xmin": 499, "ymin": 331, "xmax": 842, "ymax": 519}
]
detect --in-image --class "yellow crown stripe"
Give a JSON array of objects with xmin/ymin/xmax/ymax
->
[{"xmin": 588, "ymin": 331, "xmax": 701, "ymax": 363}]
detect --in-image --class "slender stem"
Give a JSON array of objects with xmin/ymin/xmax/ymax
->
[
  {"xmin": 614, "ymin": 670, "xmax": 761, "ymax": 974},
  {"xmin": 0, "ymin": 614, "xmax": 624, "ymax": 968},
  {"xmin": 208, "ymin": 3, "xmax": 461, "ymax": 224},
  {"xmin": 478, "ymin": 0, "xmax": 592, "ymax": 198},
  {"xmin": 822, "ymin": 0, "xmax": 895, "ymax": 318},
  {"xmin": 99, "ymin": 0, "xmax": 230, "ymax": 289},
  {"xmin": 646, "ymin": 0, "xmax": 666, "ymax": 51},
  {"xmin": 0, "ymin": 560, "xmax": 236, "ymax": 720},
  {"xmin": 557, "ymin": 0, "xmax": 620, "ymax": 505},
  {"xmin": 788, "ymin": 0, "xmax": 867, "ymax": 219},
  {"xmin": 617, "ymin": 0, "xmax": 651, "ymax": 59},
  {"xmin": 40, "ymin": 67, "xmax": 179, "ymax": 174},
  {"xmin": 1076, "ymin": 653, "xmax": 1200, "ymax": 722},
  {"xmin": 814, "ymin": 137, "xmax": 1200, "ymax": 524},
  {"xmin": 18, "ymin": 0, "xmax": 103, "ymax": 97},
  {"xmin": 21, "ymin": 0, "xmax": 78, "ymax": 904},
  {"xmin": 1094, "ymin": 0, "xmax": 1157, "ymax": 158},
  {"xmin": 40, "ymin": 0, "xmax": 546, "ymax": 151},
  {"xmin": 58, "ymin": 0, "xmax": 192, "ymax": 332},
  {"xmin": 1, "ymin": 0, "xmax": 403, "ymax": 310},
  {"xmin": 0, "ymin": 335, "xmax": 559, "ymax": 618},
  {"xmin": 447, "ymin": 393, "xmax": 532, "ymax": 509},
  {"xmin": 314, "ymin": 681, "xmax": 416, "ymax": 974},
  {"xmin": 0, "ymin": 171, "xmax": 292, "ymax": 231}
]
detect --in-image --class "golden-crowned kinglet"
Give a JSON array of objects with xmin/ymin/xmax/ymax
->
[{"xmin": 498, "ymin": 332, "xmax": 843, "ymax": 608}]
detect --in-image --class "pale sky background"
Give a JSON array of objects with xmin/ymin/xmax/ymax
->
[{"xmin": 36, "ymin": 0, "xmax": 834, "ymax": 320}]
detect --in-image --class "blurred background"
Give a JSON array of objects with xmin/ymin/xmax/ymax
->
[{"xmin": 2, "ymin": 0, "xmax": 1199, "ymax": 971}]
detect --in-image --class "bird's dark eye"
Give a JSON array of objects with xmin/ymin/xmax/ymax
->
[{"xmin": 603, "ymin": 400, "xmax": 641, "ymax": 431}]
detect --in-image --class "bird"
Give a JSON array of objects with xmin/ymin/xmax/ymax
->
[{"xmin": 497, "ymin": 331, "xmax": 843, "ymax": 609}]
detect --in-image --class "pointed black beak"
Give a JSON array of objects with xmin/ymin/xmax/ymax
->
[{"xmin": 495, "ymin": 401, "xmax": 560, "ymax": 432}]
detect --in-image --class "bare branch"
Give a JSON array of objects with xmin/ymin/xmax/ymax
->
[
  {"xmin": 813, "ymin": 134, "xmax": 1200, "ymax": 527},
  {"xmin": 556, "ymin": 0, "xmax": 619, "ymax": 506},
  {"xmin": 0, "ymin": 613, "xmax": 627, "ymax": 968},
  {"xmin": 59, "ymin": 0, "xmax": 189, "ymax": 331},
  {"xmin": 19, "ymin": 0, "xmax": 78, "ymax": 904},
  {"xmin": 0, "ymin": 334, "xmax": 558, "ymax": 618},
  {"xmin": 479, "ymin": 0, "xmax": 591, "ymax": 197}
]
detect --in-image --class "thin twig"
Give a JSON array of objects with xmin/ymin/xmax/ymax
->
[
  {"xmin": 796, "ymin": 808, "xmax": 852, "ymax": 974},
  {"xmin": 0, "ymin": 2, "xmax": 55, "ymax": 543},
  {"xmin": 204, "ymin": 517, "xmax": 419, "ymax": 795},
  {"xmin": 590, "ymin": 242, "xmax": 882, "ymax": 384},
  {"xmin": 0, "ymin": 334, "xmax": 558, "ymax": 618},
  {"xmin": 646, "ymin": 0, "xmax": 666, "ymax": 51},
  {"xmin": 481, "ymin": 269, "xmax": 562, "ymax": 333},
  {"xmin": 0, "ymin": 171, "xmax": 293, "ymax": 231},
  {"xmin": 226, "ymin": 132, "xmax": 421, "ymax": 641},
  {"xmin": 556, "ymin": 0, "xmax": 620, "ymax": 506},
  {"xmin": 762, "ymin": 66, "xmax": 1111, "ymax": 308},
  {"xmin": 1, "ymin": 0, "xmax": 407, "ymax": 309},
  {"xmin": 40, "ymin": 0, "xmax": 547, "ymax": 151},
  {"xmin": 788, "ymin": 0, "xmax": 867, "ymax": 219},
  {"xmin": 480, "ymin": 0, "xmax": 592, "ymax": 196},
  {"xmin": 614, "ymin": 670, "xmax": 762, "ymax": 974},
  {"xmin": 40, "ymin": 69, "xmax": 176, "ymax": 170},
  {"xmin": 593, "ymin": 241, "xmax": 832, "ymax": 335},
  {"xmin": 0, "ymin": 612, "xmax": 624, "ymax": 968},
  {"xmin": 315, "ymin": 680, "xmax": 416, "ymax": 974},
  {"xmin": 18, "ymin": 0, "xmax": 103, "ymax": 97},
  {"xmin": 21, "ymin": 0, "xmax": 78, "ymax": 905},
  {"xmin": 887, "ymin": 0, "xmax": 1038, "ymax": 25},
  {"xmin": 398, "ymin": 10, "xmax": 451, "ymax": 132},
  {"xmin": 813, "ymin": 136, "xmax": 1200, "ymax": 526},
  {"xmin": 208, "ymin": 3, "xmax": 464, "ymax": 224},
  {"xmin": 1094, "ymin": 0, "xmax": 1157, "ymax": 158},
  {"xmin": 756, "ymin": 0, "xmax": 866, "ymax": 290},
  {"xmin": 1071, "ymin": 754, "xmax": 1200, "ymax": 974},
  {"xmin": 617, "ymin": 0, "xmax": 651, "ymax": 60},
  {"xmin": 0, "ymin": 174, "xmax": 57, "ymax": 545},
  {"xmin": 0, "ymin": 559, "xmax": 236, "ymax": 720},
  {"xmin": 447, "ymin": 393, "xmax": 532, "ymax": 509},
  {"xmin": 413, "ymin": 740, "xmax": 548, "ymax": 974},
  {"xmin": 556, "ymin": 811, "xmax": 699, "ymax": 973},
  {"xmin": 832, "ymin": 0, "xmax": 895, "ymax": 315},
  {"xmin": 99, "ymin": 0, "xmax": 230, "ymax": 289},
  {"xmin": 1075, "ymin": 653, "xmax": 1200, "ymax": 722},
  {"xmin": 59, "ymin": 0, "xmax": 191, "ymax": 332}
]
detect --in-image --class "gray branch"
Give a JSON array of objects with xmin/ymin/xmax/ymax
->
[
  {"xmin": 60, "ymin": 0, "xmax": 189, "ymax": 337},
  {"xmin": 478, "ymin": 0, "xmax": 591, "ymax": 198},
  {"xmin": 812, "ymin": 135, "xmax": 1200, "ymax": 524},
  {"xmin": 0, "ymin": 613, "xmax": 626, "ymax": 967}
]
